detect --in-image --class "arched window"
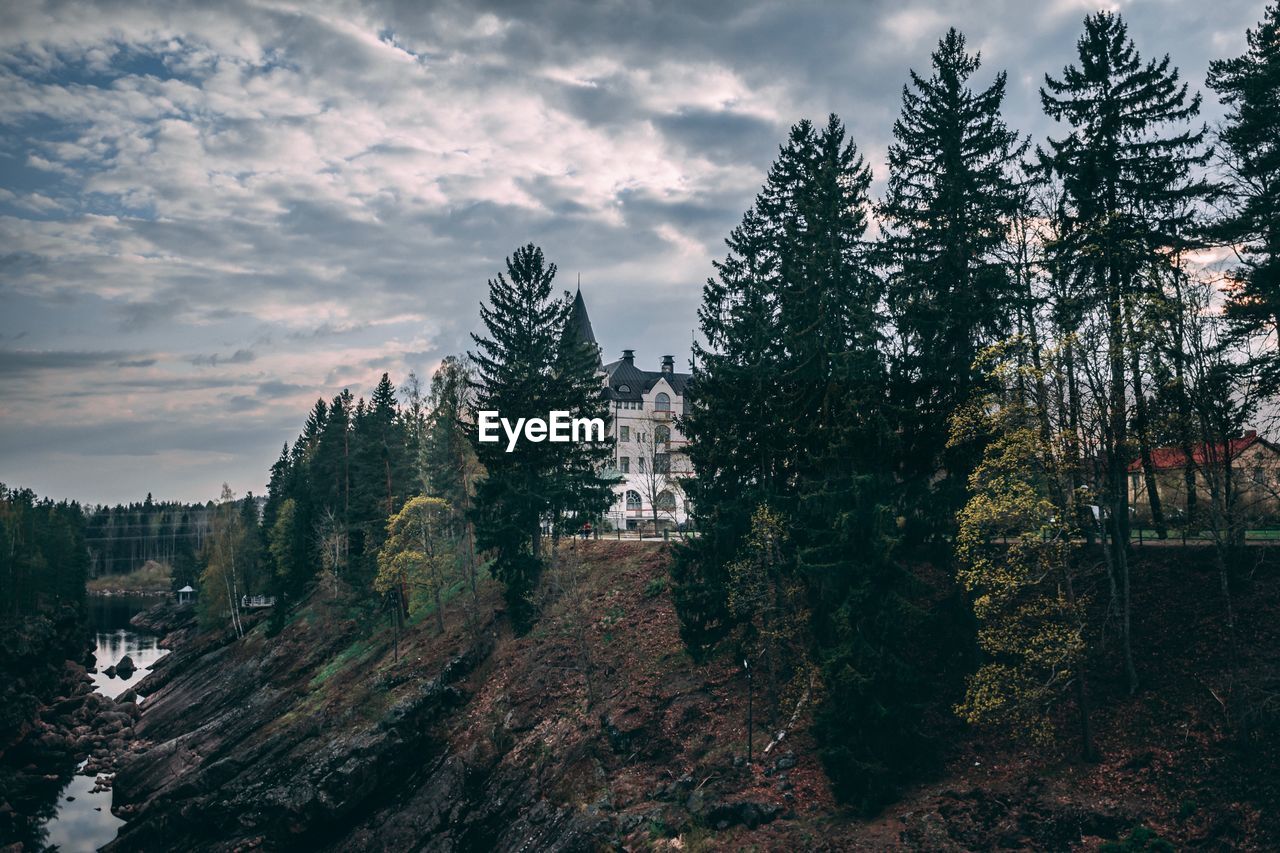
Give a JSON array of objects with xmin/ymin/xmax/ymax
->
[
  {"xmin": 655, "ymin": 392, "xmax": 671, "ymax": 411},
  {"xmin": 625, "ymin": 490, "xmax": 641, "ymax": 510},
  {"xmin": 655, "ymin": 490, "xmax": 677, "ymax": 511},
  {"xmin": 655, "ymin": 425, "xmax": 670, "ymax": 445}
]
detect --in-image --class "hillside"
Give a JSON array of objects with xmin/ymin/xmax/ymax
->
[{"xmin": 104, "ymin": 542, "xmax": 1279, "ymax": 851}]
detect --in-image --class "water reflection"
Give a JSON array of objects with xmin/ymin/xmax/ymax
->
[
  {"xmin": 87, "ymin": 594, "xmax": 169, "ymax": 701},
  {"xmin": 27, "ymin": 594, "xmax": 169, "ymax": 851},
  {"xmin": 89, "ymin": 628, "xmax": 167, "ymax": 700},
  {"xmin": 37, "ymin": 761, "xmax": 124, "ymax": 853}
]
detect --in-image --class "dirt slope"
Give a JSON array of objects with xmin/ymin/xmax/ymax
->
[{"xmin": 105, "ymin": 542, "xmax": 1279, "ymax": 851}]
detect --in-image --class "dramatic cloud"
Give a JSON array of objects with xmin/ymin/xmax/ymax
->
[{"xmin": 0, "ymin": 0, "xmax": 1263, "ymax": 503}]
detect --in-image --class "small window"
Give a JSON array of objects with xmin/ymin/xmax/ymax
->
[
  {"xmin": 655, "ymin": 392, "xmax": 671, "ymax": 412},
  {"xmin": 655, "ymin": 425, "xmax": 670, "ymax": 445},
  {"xmin": 656, "ymin": 453, "xmax": 670, "ymax": 474},
  {"xmin": 620, "ymin": 456, "xmax": 630, "ymax": 473},
  {"xmin": 620, "ymin": 425, "xmax": 630, "ymax": 442},
  {"xmin": 638, "ymin": 457, "xmax": 646, "ymax": 472},
  {"xmin": 618, "ymin": 384, "xmax": 631, "ymax": 394}
]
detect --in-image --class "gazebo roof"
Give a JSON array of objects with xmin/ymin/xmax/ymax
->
[{"xmin": 177, "ymin": 585, "xmax": 195, "ymax": 593}]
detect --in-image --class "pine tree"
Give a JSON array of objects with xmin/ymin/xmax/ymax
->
[
  {"xmin": 238, "ymin": 493, "xmax": 261, "ymax": 594},
  {"xmin": 1207, "ymin": 5, "xmax": 1280, "ymax": 389},
  {"xmin": 675, "ymin": 157, "xmax": 793, "ymax": 654},
  {"xmin": 469, "ymin": 244, "xmax": 611, "ymax": 630},
  {"xmin": 1039, "ymin": 11, "xmax": 1212, "ymax": 691},
  {"xmin": 879, "ymin": 28, "xmax": 1029, "ymax": 541},
  {"xmin": 267, "ymin": 497, "xmax": 301, "ymax": 613},
  {"xmin": 678, "ymin": 115, "xmax": 926, "ymax": 808},
  {"xmin": 311, "ymin": 389, "xmax": 353, "ymax": 570},
  {"xmin": 350, "ymin": 373, "xmax": 408, "ymax": 587},
  {"xmin": 779, "ymin": 116, "xmax": 924, "ymax": 812}
]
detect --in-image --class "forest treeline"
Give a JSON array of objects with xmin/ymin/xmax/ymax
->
[
  {"xmin": 0, "ymin": 486, "xmax": 90, "ymax": 750},
  {"xmin": 83, "ymin": 497, "xmax": 214, "ymax": 583}
]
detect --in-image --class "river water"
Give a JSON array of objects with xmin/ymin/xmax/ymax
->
[{"xmin": 33, "ymin": 594, "xmax": 169, "ymax": 852}]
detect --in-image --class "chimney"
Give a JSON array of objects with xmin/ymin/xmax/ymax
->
[
  {"xmin": 661, "ymin": 355, "xmax": 674, "ymax": 373},
  {"xmin": 622, "ymin": 349, "xmax": 635, "ymax": 365}
]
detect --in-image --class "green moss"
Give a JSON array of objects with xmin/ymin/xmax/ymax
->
[
  {"xmin": 643, "ymin": 576, "xmax": 667, "ymax": 598},
  {"xmin": 1100, "ymin": 825, "xmax": 1176, "ymax": 852},
  {"xmin": 308, "ymin": 634, "xmax": 382, "ymax": 689}
]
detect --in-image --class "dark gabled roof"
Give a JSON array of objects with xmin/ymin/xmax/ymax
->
[{"xmin": 602, "ymin": 357, "xmax": 691, "ymax": 404}]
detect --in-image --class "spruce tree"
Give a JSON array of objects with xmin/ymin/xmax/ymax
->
[
  {"xmin": 469, "ymin": 244, "xmax": 611, "ymax": 630},
  {"xmin": 1039, "ymin": 11, "xmax": 1212, "ymax": 691},
  {"xmin": 879, "ymin": 28, "xmax": 1029, "ymax": 542},
  {"xmin": 781, "ymin": 116, "xmax": 925, "ymax": 812},
  {"xmin": 675, "ymin": 169, "xmax": 785, "ymax": 654},
  {"xmin": 677, "ymin": 115, "xmax": 926, "ymax": 808},
  {"xmin": 351, "ymin": 373, "xmax": 408, "ymax": 587},
  {"xmin": 1207, "ymin": 5, "xmax": 1280, "ymax": 388}
]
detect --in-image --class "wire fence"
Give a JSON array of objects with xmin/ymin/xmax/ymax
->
[
  {"xmin": 1130, "ymin": 527, "xmax": 1280, "ymax": 545},
  {"xmin": 555, "ymin": 527, "xmax": 698, "ymax": 544}
]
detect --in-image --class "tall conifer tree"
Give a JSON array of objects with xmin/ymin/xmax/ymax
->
[
  {"xmin": 879, "ymin": 28, "xmax": 1028, "ymax": 542},
  {"xmin": 677, "ymin": 116, "xmax": 925, "ymax": 809},
  {"xmin": 1208, "ymin": 4, "xmax": 1280, "ymax": 388},
  {"xmin": 1040, "ymin": 11, "xmax": 1212, "ymax": 691},
  {"xmin": 469, "ymin": 244, "xmax": 611, "ymax": 629}
]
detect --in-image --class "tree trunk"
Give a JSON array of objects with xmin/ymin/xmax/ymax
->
[
  {"xmin": 1063, "ymin": 342, "xmax": 1094, "ymax": 546},
  {"xmin": 1126, "ymin": 305, "xmax": 1166, "ymax": 538},
  {"xmin": 434, "ymin": 574, "xmax": 445, "ymax": 635},
  {"xmin": 1105, "ymin": 260, "xmax": 1136, "ymax": 694}
]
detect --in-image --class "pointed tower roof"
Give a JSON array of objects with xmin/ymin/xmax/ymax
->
[{"xmin": 566, "ymin": 286, "xmax": 602, "ymax": 367}]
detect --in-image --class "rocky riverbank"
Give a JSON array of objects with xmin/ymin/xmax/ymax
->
[{"xmin": 1, "ymin": 649, "xmax": 145, "ymax": 845}]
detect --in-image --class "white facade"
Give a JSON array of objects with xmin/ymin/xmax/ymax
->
[
  {"xmin": 567, "ymin": 290, "xmax": 694, "ymax": 531},
  {"xmin": 601, "ymin": 355, "xmax": 693, "ymax": 531}
]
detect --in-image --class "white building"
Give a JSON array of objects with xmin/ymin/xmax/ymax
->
[{"xmin": 568, "ymin": 290, "xmax": 693, "ymax": 531}]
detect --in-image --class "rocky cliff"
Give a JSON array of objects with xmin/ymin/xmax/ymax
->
[
  {"xmin": 103, "ymin": 543, "xmax": 1280, "ymax": 851},
  {"xmin": 106, "ymin": 543, "xmax": 811, "ymax": 852}
]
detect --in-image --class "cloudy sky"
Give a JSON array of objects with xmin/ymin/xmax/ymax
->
[{"xmin": 0, "ymin": 0, "xmax": 1266, "ymax": 505}]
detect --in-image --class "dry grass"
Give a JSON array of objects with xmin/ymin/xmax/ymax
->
[{"xmin": 87, "ymin": 559, "xmax": 172, "ymax": 592}]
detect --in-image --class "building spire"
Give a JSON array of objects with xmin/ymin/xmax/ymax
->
[{"xmin": 565, "ymin": 280, "xmax": 602, "ymax": 368}]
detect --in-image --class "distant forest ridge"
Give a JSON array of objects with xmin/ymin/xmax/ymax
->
[{"xmin": 82, "ymin": 497, "xmax": 263, "ymax": 580}]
